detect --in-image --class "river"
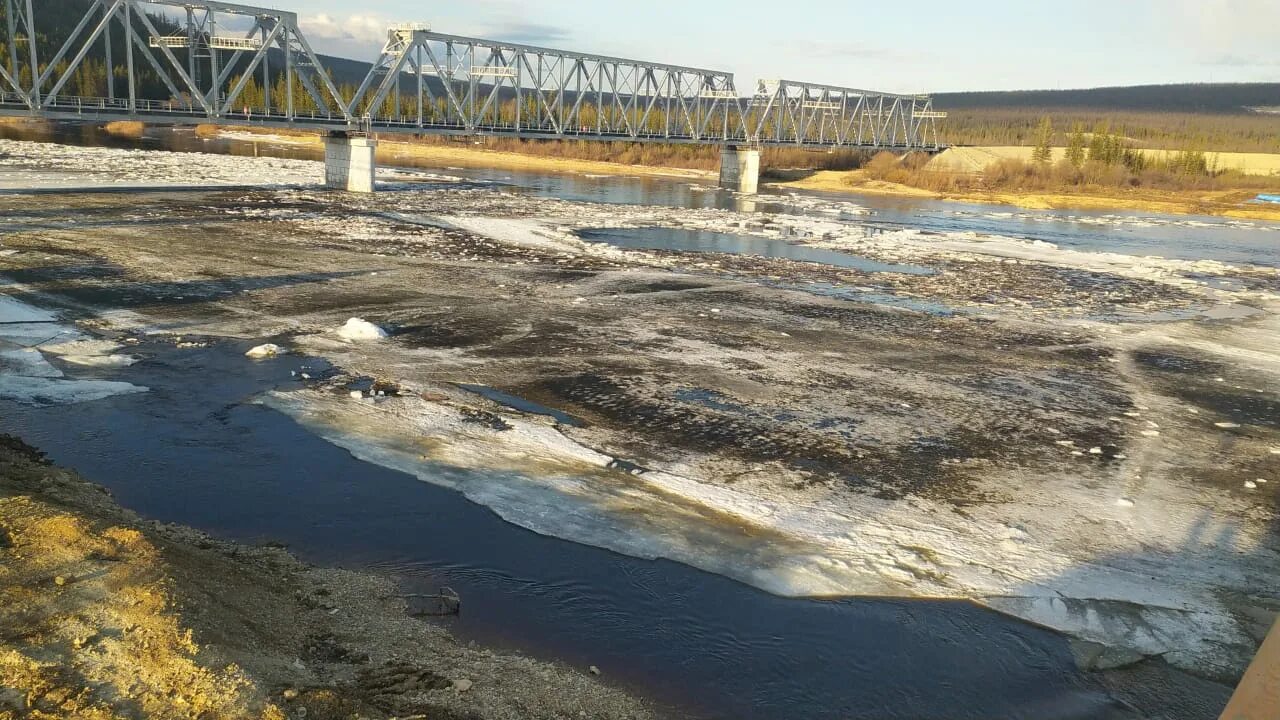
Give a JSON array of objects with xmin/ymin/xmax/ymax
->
[{"xmin": 2, "ymin": 122, "xmax": 1271, "ymax": 719}]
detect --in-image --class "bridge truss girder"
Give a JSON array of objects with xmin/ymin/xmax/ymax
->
[
  {"xmin": 1, "ymin": 0, "xmax": 349, "ymax": 122},
  {"xmin": 747, "ymin": 80, "xmax": 942, "ymax": 150},
  {"xmin": 0, "ymin": 1, "xmax": 943, "ymax": 151},
  {"xmin": 347, "ymin": 27, "xmax": 748, "ymax": 143}
]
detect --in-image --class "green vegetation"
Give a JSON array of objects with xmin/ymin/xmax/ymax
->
[
  {"xmin": 863, "ymin": 139, "xmax": 1280, "ymax": 196},
  {"xmin": 0, "ymin": 0, "xmax": 179, "ymax": 101},
  {"xmin": 936, "ymin": 83, "xmax": 1280, "ymax": 114},
  {"xmin": 1065, "ymin": 123, "xmax": 1087, "ymax": 169},
  {"xmin": 1030, "ymin": 116, "xmax": 1054, "ymax": 165},
  {"xmin": 941, "ymin": 107, "xmax": 1280, "ymax": 154}
]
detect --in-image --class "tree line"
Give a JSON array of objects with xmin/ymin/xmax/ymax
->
[
  {"xmin": 1031, "ymin": 115, "xmax": 1219, "ymax": 176},
  {"xmin": 943, "ymin": 107, "xmax": 1280, "ymax": 154}
]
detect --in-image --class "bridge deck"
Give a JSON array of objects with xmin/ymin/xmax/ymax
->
[{"xmin": 0, "ymin": 99, "xmax": 935, "ymax": 151}]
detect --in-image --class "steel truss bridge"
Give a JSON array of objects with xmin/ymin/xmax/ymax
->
[{"xmin": 0, "ymin": 0, "xmax": 945, "ymax": 151}]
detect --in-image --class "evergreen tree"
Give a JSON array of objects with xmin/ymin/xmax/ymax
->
[
  {"xmin": 1031, "ymin": 115, "xmax": 1054, "ymax": 164},
  {"xmin": 1065, "ymin": 123, "xmax": 1087, "ymax": 168},
  {"xmin": 1087, "ymin": 121, "xmax": 1111, "ymax": 164}
]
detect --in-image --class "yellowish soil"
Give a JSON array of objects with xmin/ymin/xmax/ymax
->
[
  {"xmin": 208, "ymin": 124, "xmax": 713, "ymax": 180},
  {"xmin": 928, "ymin": 146, "xmax": 1280, "ymax": 177},
  {"xmin": 375, "ymin": 140, "xmax": 713, "ymax": 180},
  {"xmin": 0, "ymin": 436, "xmax": 651, "ymax": 720},
  {"xmin": 0, "ymin": 449, "xmax": 283, "ymax": 719},
  {"xmin": 768, "ymin": 170, "xmax": 1280, "ymax": 222},
  {"xmin": 775, "ymin": 170, "xmax": 936, "ymax": 196},
  {"xmin": 102, "ymin": 121, "xmax": 145, "ymax": 139}
]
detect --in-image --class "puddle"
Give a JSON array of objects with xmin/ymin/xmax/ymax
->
[
  {"xmin": 780, "ymin": 281, "xmax": 960, "ymax": 316},
  {"xmin": 580, "ymin": 227, "xmax": 936, "ymax": 275},
  {"xmin": 674, "ymin": 388, "xmax": 748, "ymax": 413},
  {"xmin": 1097, "ymin": 303, "xmax": 1264, "ymax": 324},
  {"xmin": 456, "ymin": 383, "xmax": 584, "ymax": 426}
]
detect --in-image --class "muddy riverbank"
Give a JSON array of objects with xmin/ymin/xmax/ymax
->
[
  {"xmin": 0, "ymin": 434, "xmax": 651, "ymax": 720},
  {"xmin": 2, "ymin": 138, "xmax": 1277, "ymax": 718}
]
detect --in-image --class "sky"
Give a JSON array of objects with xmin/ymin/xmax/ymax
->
[{"xmin": 271, "ymin": 0, "xmax": 1279, "ymax": 94}]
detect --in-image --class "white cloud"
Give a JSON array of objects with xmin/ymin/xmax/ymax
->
[
  {"xmin": 1156, "ymin": 0, "xmax": 1280, "ymax": 64},
  {"xmin": 299, "ymin": 13, "xmax": 391, "ymax": 49}
]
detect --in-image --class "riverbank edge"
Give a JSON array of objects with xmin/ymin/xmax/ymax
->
[
  {"xmin": 0, "ymin": 433, "xmax": 653, "ymax": 719},
  {"xmin": 201, "ymin": 123, "xmax": 1280, "ymax": 221},
  {"xmin": 199, "ymin": 124, "xmax": 715, "ymax": 182},
  {"xmin": 12, "ymin": 118, "xmax": 1277, "ymax": 222},
  {"xmin": 767, "ymin": 170, "xmax": 1280, "ymax": 222}
]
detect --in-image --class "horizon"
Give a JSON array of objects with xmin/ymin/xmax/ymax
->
[{"xmin": 256, "ymin": 0, "xmax": 1280, "ymax": 95}]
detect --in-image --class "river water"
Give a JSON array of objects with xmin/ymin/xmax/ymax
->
[
  {"xmin": 2, "ymin": 123, "xmax": 1268, "ymax": 718},
  {"xmin": 1, "ymin": 340, "xmax": 1131, "ymax": 720}
]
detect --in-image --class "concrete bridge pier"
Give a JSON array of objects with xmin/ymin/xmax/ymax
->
[
  {"xmin": 324, "ymin": 132, "xmax": 377, "ymax": 192},
  {"xmin": 719, "ymin": 146, "xmax": 761, "ymax": 194}
]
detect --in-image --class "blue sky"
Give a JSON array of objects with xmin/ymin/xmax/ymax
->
[{"xmin": 278, "ymin": 0, "xmax": 1279, "ymax": 93}]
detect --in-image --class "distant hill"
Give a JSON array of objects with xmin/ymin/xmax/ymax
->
[{"xmin": 935, "ymin": 83, "xmax": 1280, "ymax": 115}]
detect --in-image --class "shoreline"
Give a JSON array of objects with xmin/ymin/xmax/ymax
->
[
  {"xmin": 204, "ymin": 124, "xmax": 716, "ymax": 182},
  {"xmin": 12, "ymin": 118, "xmax": 1279, "ymax": 221},
  {"xmin": 208, "ymin": 124, "xmax": 1280, "ymax": 221},
  {"xmin": 0, "ymin": 433, "xmax": 653, "ymax": 719},
  {"xmin": 767, "ymin": 169, "xmax": 1280, "ymax": 222}
]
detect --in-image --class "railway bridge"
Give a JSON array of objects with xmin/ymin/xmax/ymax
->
[{"xmin": 0, "ymin": 0, "xmax": 946, "ymax": 192}]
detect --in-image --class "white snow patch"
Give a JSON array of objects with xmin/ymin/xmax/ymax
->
[
  {"xmin": 40, "ymin": 339, "xmax": 138, "ymax": 367},
  {"xmin": 246, "ymin": 343, "xmax": 285, "ymax": 359},
  {"xmin": 0, "ymin": 293, "xmax": 76, "ymax": 346},
  {"xmin": 58, "ymin": 354, "xmax": 139, "ymax": 368},
  {"xmin": 0, "ymin": 138, "xmax": 321, "ymax": 190},
  {"xmin": 337, "ymin": 318, "xmax": 388, "ymax": 341},
  {"xmin": 261, "ymin": 386, "xmax": 1270, "ymax": 678}
]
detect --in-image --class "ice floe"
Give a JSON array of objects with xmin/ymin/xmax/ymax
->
[
  {"xmin": 263, "ymin": 385, "xmax": 1272, "ymax": 679},
  {"xmin": 0, "ymin": 137, "xmax": 322, "ymax": 190},
  {"xmin": 0, "ymin": 293, "xmax": 147, "ymax": 405},
  {"xmin": 245, "ymin": 343, "xmax": 285, "ymax": 358},
  {"xmin": 336, "ymin": 318, "xmax": 388, "ymax": 341}
]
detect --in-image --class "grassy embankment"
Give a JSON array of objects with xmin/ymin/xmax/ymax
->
[{"xmin": 776, "ymin": 148, "xmax": 1280, "ymax": 221}]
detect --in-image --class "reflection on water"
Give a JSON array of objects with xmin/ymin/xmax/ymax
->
[
  {"xmin": 455, "ymin": 383, "xmax": 584, "ymax": 427},
  {"xmin": 580, "ymin": 227, "xmax": 936, "ymax": 275}
]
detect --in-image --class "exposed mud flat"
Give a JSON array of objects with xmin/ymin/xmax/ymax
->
[{"xmin": 1, "ymin": 141, "xmax": 1278, "ymax": 716}]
